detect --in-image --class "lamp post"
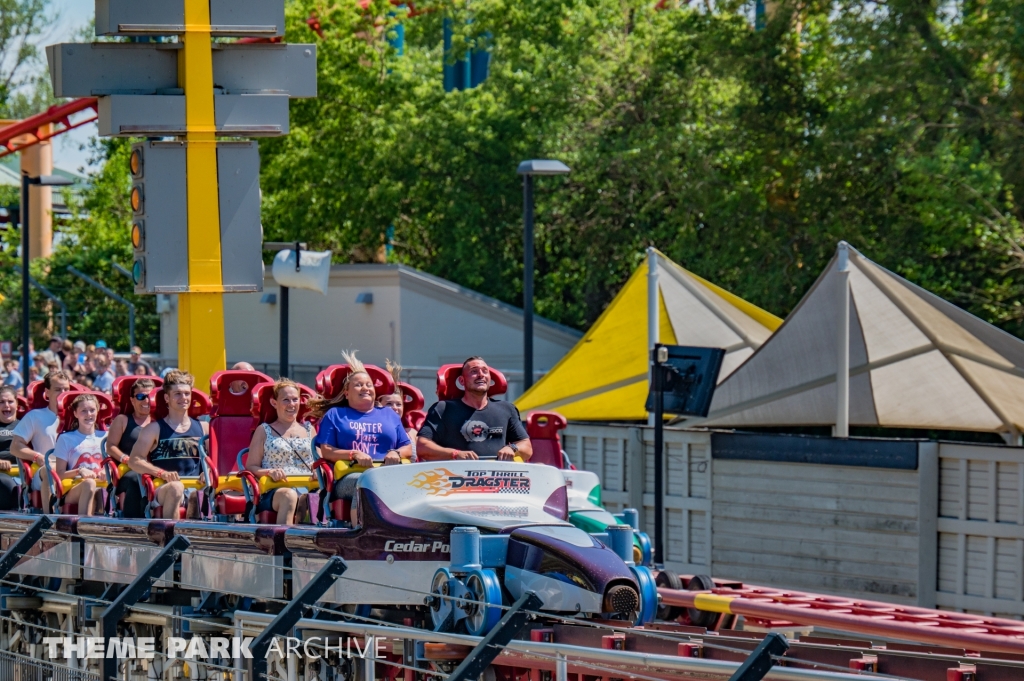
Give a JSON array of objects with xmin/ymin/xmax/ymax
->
[
  {"xmin": 21, "ymin": 173, "xmax": 73, "ymax": 395},
  {"xmin": 516, "ymin": 159, "xmax": 570, "ymax": 392}
]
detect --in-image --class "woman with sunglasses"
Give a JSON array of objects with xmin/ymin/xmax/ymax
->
[{"xmin": 107, "ymin": 379, "xmax": 156, "ymax": 465}]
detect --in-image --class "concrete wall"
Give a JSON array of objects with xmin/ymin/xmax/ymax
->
[{"xmin": 161, "ymin": 264, "xmax": 580, "ymax": 399}]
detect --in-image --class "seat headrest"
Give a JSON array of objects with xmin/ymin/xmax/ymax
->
[
  {"xmin": 251, "ymin": 381, "xmax": 317, "ymax": 426},
  {"xmin": 150, "ymin": 388, "xmax": 212, "ymax": 421},
  {"xmin": 402, "ymin": 409, "xmax": 427, "ymax": 432},
  {"xmin": 27, "ymin": 380, "xmax": 88, "ymax": 410},
  {"xmin": 210, "ymin": 370, "xmax": 273, "ymax": 416},
  {"xmin": 436, "ymin": 364, "xmax": 508, "ymax": 401},
  {"xmin": 15, "ymin": 395, "xmax": 28, "ymax": 420},
  {"xmin": 56, "ymin": 391, "xmax": 116, "ymax": 433},
  {"xmin": 315, "ymin": 364, "xmax": 395, "ymax": 401},
  {"xmin": 398, "ymin": 382, "xmax": 424, "ymax": 413},
  {"xmin": 526, "ymin": 411, "xmax": 567, "ymax": 439},
  {"xmin": 111, "ymin": 375, "xmax": 164, "ymax": 417}
]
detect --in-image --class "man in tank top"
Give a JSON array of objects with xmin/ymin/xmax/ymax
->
[{"xmin": 125, "ymin": 371, "xmax": 208, "ymax": 519}]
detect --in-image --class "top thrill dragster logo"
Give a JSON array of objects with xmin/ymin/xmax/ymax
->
[{"xmin": 408, "ymin": 468, "xmax": 531, "ymax": 496}]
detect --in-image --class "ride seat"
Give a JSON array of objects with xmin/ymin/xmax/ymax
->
[
  {"xmin": 403, "ymin": 410, "xmax": 426, "ymax": 431},
  {"xmin": 250, "ymin": 381, "xmax": 316, "ymax": 426},
  {"xmin": 315, "ymin": 364, "xmax": 395, "ymax": 402},
  {"xmin": 525, "ymin": 411, "xmax": 568, "ymax": 468},
  {"xmin": 208, "ymin": 370, "xmax": 272, "ymax": 474},
  {"xmin": 435, "ymin": 364, "xmax": 508, "ymax": 400},
  {"xmin": 26, "ymin": 379, "xmax": 88, "ymax": 410},
  {"xmin": 15, "ymin": 395, "xmax": 28, "ymax": 419},
  {"xmin": 56, "ymin": 390, "xmax": 117, "ymax": 432},
  {"xmin": 111, "ymin": 375, "xmax": 164, "ymax": 418}
]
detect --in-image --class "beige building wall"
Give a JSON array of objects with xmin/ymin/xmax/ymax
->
[{"xmin": 161, "ymin": 264, "xmax": 580, "ymax": 399}]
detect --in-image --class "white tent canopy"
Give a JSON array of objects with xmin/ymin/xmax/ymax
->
[{"xmin": 700, "ymin": 242, "xmax": 1024, "ymax": 437}]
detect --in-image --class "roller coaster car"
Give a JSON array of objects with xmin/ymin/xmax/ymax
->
[
  {"xmin": 285, "ymin": 460, "xmax": 658, "ymax": 635},
  {"xmin": 435, "ymin": 364, "xmax": 508, "ymax": 400},
  {"xmin": 110, "ymin": 375, "xmax": 164, "ymax": 418},
  {"xmin": 218, "ymin": 379, "xmax": 318, "ymax": 523},
  {"xmin": 316, "ymin": 363, "xmax": 395, "ymax": 403},
  {"xmin": 526, "ymin": 411, "xmax": 654, "ymax": 567},
  {"xmin": 43, "ymin": 391, "xmax": 117, "ymax": 515},
  {"xmin": 137, "ymin": 388, "xmax": 215, "ymax": 520},
  {"xmin": 208, "ymin": 369, "xmax": 272, "ymax": 474}
]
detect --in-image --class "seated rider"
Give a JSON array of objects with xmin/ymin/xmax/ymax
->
[
  {"xmin": 49, "ymin": 393, "xmax": 107, "ymax": 516},
  {"xmin": 0, "ymin": 386, "xmax": 21, "ymax": 510},
  {"xmin": 417, "ymin": 357, "xmax": 533, "ymax": 462},
  {"xmin": 125, "ymin": 371, "xmax": 209, "ymax": 519},
  {"xmin": 377, "ymin": 360, "xmax": 418, "ymax": 461},
  {"xmin": 106, "ymin": 378, "xmax": 156, "ymax": 506},
  {"xmin": 243, "ymin": 378, "xmax": 318, "ymax": 524},
  {"xmin": 309, "ymin": 351, "xmax": 412, "ymax": 524},
  {"xmin": 11, "ymin": 370, "xmax": 72, "ymax": 511}
]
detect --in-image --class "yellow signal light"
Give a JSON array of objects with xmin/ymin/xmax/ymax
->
[
  {"xmin": 130, "ymin": 186, "xmax": 142, "ymax": 213},
  {"xmin": 130, "ymin": 149, "xmax": 143, "ymax": 178},
  {"xmin": 131, "ymin": 222, "xmax": 143, "ymax": 249}
]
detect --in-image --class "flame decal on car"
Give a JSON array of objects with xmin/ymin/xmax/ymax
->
[{"xmin": 408, "ymin": 468, "xmax": 532, "ymax": 496}]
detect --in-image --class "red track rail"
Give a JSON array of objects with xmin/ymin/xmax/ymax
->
[
  {"xmin": 0, "ymin": 97, "xmax": 99, "ymax": 160},
  {"xmin": 659, "ymin": 584, "xmax": 1024, "ymax": 655}
]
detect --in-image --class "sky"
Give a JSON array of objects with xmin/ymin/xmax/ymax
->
[{"xmin": 46, "ymin": 0, "xmax": 97, "ymax": 174}]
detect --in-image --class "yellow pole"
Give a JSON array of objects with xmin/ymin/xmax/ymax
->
[{"xmin": 179, "ymin": 0, "xmax": 226, "ymax": 387}]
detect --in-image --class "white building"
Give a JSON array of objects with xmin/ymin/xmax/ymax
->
[{"xmin": 160, "ymin": 264, "xmax": 581, "ymax": 400}]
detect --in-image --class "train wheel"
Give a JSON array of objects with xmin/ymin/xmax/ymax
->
[
  {"xmin": 429, "ymin": 568, "xmax": 455, "ymax": 630},
  {"xmin": 686, "ymin": 574, "xmax": 720, "ymax": 629},
  {"xmin": 464, "ymin": 568, "xmax": 503, "ymax": 636},
  {"xmin": 630, "ymin": 566, "xmax": 658, "ymax": 625},
  {"xmin": 655, "ymin": 569, "xmax": 683, "ymax": 621}
]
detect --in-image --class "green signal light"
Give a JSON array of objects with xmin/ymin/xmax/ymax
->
[{"xmin": 132, "ymin": 260, "xmax": 143, "ymax": 285}]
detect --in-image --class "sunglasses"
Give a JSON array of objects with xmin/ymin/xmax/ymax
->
[{"xmin": 134, "ymin": 393, "xmax": 151, "ymax": 401}]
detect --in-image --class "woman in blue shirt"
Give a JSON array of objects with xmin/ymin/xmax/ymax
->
[{"xmin": 309, "ymin": 352, "xmax": 412, "ymax": 523}]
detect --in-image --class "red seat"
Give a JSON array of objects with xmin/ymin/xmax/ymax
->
[
  {"xmin": 403, "ymin": 409, "xmax": 426, "ymax": 431},
  {"xmin": 26, "ymin": 379, "xmax": 88, "ymax": 410},
  {"xmin": 15, "ymin": 395, "xmax": 28, "ymax": 419},
  {"xmin": 56, "ymin": 391, "xmax": 117, "ymax": 432},
  {"xmin": 208, "ymin": 370, "xmax": 272, "ymax": 474},
  {"xmin": 525, "ymin": 411, "xmax": 567, "ymax": 468},
  {"xmin": 250, "ymin": 381, "xmax": 316, "ymax": 427},
  {"xmin": 111, "ymin": 375, "xmax": 163, "ymax": 418},
  {"xmin": 399, "ymin": 382, "xmax": 424, "ymax": 412},
  {"xmin": 435, "ymin": 364, "xmax": 508, "ymax": 400},
  {"xmin": 315, "ymin": 364, "xmax": 395, "ymax": 401}
]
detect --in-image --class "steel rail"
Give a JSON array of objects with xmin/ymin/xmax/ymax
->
[
  {"xmin": 658, "ymin": 588, "xmax": 1024, "ymax": 656},
  {"xmin": 233, "ymin": 611, "xmax": 909, "ymax": 681}
]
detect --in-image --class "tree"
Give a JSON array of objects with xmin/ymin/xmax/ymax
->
[{"xmin": 0, "ymin": 139, "xmax": 159, "ymax": 352}]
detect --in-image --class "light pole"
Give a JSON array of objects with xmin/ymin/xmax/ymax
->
[
  {"xmin": 516, "ymin": 159, "xmax": 570, "ymax": 392},
  {"xmin": 21, "ymin": 173, "xmax": 73, "ymax": 395}
]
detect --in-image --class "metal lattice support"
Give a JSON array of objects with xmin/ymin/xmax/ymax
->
[{"xmin": 0, "ymin": 649, "xmax": 100, "ymax": 681}]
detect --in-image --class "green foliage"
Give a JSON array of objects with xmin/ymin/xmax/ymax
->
[
  {"xmin": 0, "ymin": 0, "xmax": 56, "ymax": 118},
  {"xmin": 0, "ymin": 139, "xmax": 159, "ymax": 352},
  {"xmin": 257, "ymin": 0, "xmax": 1024, "ymax": 336}
]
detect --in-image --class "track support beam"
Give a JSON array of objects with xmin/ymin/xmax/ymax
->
[
  {"xmin": 100, "ymin": 535, "xmax": 190, "ymax": 681},
  {"xmin": 0, "ymin": 516, "xmax": 52, "ymax": 581},
  {"xmin": 727, "ymin": 632, "xmax": 789, "ymax": 681},
  {"xmin": 447, "ymin": 592, "xmax": 543, "ymax": 681},
  {"xmin": 251, "ymin": 555, "xmax": 348, "ymax": 681}
]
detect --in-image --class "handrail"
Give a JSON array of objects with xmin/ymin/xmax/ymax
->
[{"xmin": 0, "ymin": 98, "xmax": 99, "ymax": 160}]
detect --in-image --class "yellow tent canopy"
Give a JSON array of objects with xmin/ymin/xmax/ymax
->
[{"xmin": 516, "ymin": 250, "xmax": 782, "ymax": 421}]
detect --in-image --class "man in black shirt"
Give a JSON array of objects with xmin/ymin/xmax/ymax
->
[{"xmin": 418, "ymin": 357, "xmax": 532, "ymax": 461}]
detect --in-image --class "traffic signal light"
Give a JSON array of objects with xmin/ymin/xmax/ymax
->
[{"xmin": 129, "ymin": 141, "xmax": 263, "ymax": 294}]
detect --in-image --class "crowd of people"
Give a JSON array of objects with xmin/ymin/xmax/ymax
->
[
  {"xmin": 0, "ymin": 352, "xmax": 533, "ymax": 526},
  {"xmin": 1, "ymin": 337, "xmax": 157, "ymax": 391}
]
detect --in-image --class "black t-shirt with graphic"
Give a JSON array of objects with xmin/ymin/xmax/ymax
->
[
  {"xmin": 0, "ymin": 418, "xmax": 18, "ymax": 463},
  {"xmin": 419, "ymin": 399, "xmax": 529, "ymax": 459}
]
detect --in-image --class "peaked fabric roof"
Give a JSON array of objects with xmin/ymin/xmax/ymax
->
[
  {"xmin": 701, "ymin": 243, "xmax": 1024, "ymax": 435},
  {"xmin": 516, "ymin": 250, "xmax": 782, "ymax": 421}
]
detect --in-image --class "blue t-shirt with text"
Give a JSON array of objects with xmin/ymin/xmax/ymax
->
[{"xmin": 315, "ymin": 406, "xmax": 411, "ymax": 460}]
